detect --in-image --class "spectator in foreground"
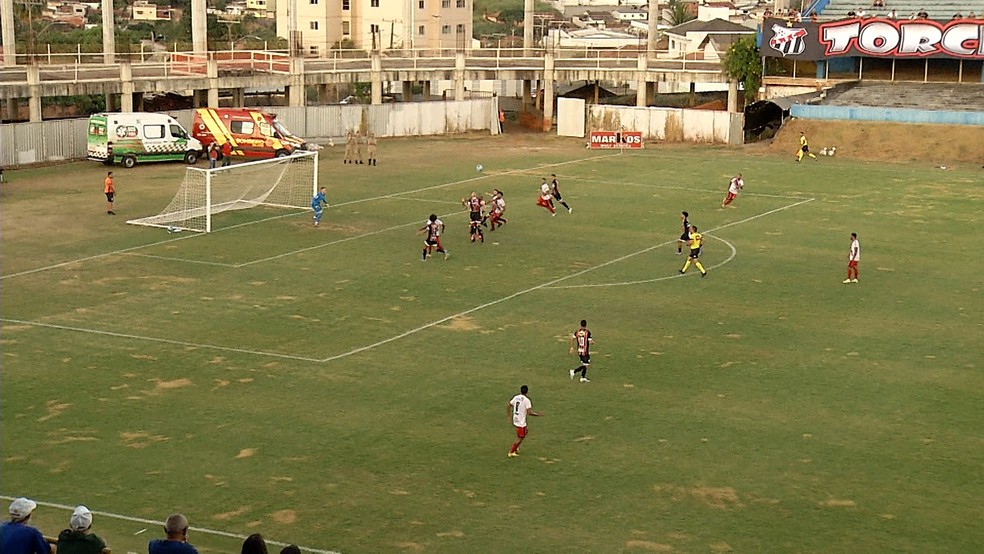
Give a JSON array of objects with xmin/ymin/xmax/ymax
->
[
  {"xmin": 241, "ymin": 534, "xmax": 268, "ymax": 554},
  {"xmin": 279, "ymin": 545, "xmax": 301, "ymax": 554},
  {"xmin": 148, "ymin": 514, "xmax": 198, "ymax": 554},
  {"xmin": 57, "ymin": 506, "xmax": 107, "ymax": 554},
  {"xmin": 0, "ymin": 498, "xmax": 50, "ymax": 554}
]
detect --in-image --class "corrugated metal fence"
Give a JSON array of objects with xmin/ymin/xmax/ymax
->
[{"xmin": 0, "ymin": 99, "xmax": 498, "ymax": 168}]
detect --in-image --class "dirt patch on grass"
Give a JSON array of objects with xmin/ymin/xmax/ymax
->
[
  {"xmin": 38, "ymin": 400, "xmax": 71, "ymax": 422},
  {"xmin": 120, "ymin": 431, "xmax": 169, "ymax": 448},
  {"xmin": 235, "ymin": 448, "xmax": 257, "ymax": 459},
  {"xmin": 625, "ymin": 540, "xmax": 673, "ymax": 551},
  {"xmin": 271, "ymin": 509, "xmax": 297, "ymax": 524},
  {"xmin": 771, "ymin": 119, "xmax": 984, "ymax": 165},
  {"xmin": 820, "ymin": 499, "xmax": 857, "ymax": 508},
  {"xmin": 441, "ymin": 316, "xmax": 480, "ymax": 331},
  {"xmin": 153, "ymin": 378, "xmax": 193, "ymax": 390},
  {"xmin": 213, "ymin": 506, "xmax": 250, "ymax": 520},
  {"xmin": 654, "ymin": 484, "xmax": 745, "ymax": 509}
]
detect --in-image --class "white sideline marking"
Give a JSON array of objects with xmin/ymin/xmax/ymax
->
[
  {"xmin": 0, "ymin": 495, "xmax": 340, "ymax": 554},
  {"xmin": 543, "ymin": 234, "xmax": 737, "ymax": 289},
  {"xmin": 123, "ymin": 253, "xmax": 239, "ymax": 268},
  {"xmin": 0, "ymin": 198, "xmax": 813, "ymax": 363},
  {"xmin": 0, "ymin": 152, "xmax": 621, "ymax": 280}
]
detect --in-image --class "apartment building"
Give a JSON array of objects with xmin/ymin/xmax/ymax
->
[{"xmin": 276, "ymin": 0, "xmax": 472, "ymax": 55}]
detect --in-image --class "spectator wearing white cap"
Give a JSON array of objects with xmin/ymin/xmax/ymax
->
[
  {"xmin": 0, "ymin": 497, "xmax": 51, "ymax": 554},
  {"xmin": 148, "ymin": 514, "xmax": 198, "ymax": 554},
  {"xmin": 56, "ymin": 506, "xmax": 107, "ymax": 554}
]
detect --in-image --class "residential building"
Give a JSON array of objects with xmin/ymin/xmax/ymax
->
[
  {"xmin": 663, "ymin": 17, "xmax": 754, "ymax": 60},
  {"xmin": 132, "ymin": 0, "xmax": 173, "ymax": 21},
  {"xmin": 276, "ymin": 0, "xmax": 473, "ymax": 55}
]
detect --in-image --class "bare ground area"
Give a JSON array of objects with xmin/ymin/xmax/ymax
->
[{"xmin": 769, "ymin": 119, "xmax": 984, "ymax": 167}]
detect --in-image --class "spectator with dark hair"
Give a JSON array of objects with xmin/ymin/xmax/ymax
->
[
  {"xmin": 917, "ymin": 9, "xmax": 928, "ymax": 19},
  {"xmin": 148, "ymin": 514, "xmax": 198, "ymax": 554},
  {"xmin": 241, "ymin": 534, "xmax": 268, "ymax": 554},
  {"xmin": 872, "ymin": 0, "xmax": 884, "ymax": 8},
  {"xmin": 279, "ymin": 546, "xmax": 301, "ymax": 554},
  {"xmin": 0, "ymin": 498, "xmax": 50, "ymax": 554},
  {"xmin": 56, "ymin": 506, "xmax": 107, "ymax": 554},
  {"xmin": 952, "ymin": 13, "xmax": 963, "ymax": 20}
]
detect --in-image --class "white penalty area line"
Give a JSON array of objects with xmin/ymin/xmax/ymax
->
[
  {"xmin": 0, "ymin": 198, "xmax": 814, "ymax": 364},
  {"xmin": 554, "ymin": 174, "xmax": 808, "ymax": 201},
  {"xmin": 1, "ymin": 152, "xmax": 622, "ymax": 280},
  {"xmin": 0, "ymin": 496, "xmax": 340, "ymax": 554},
  {"xmin": 319, "ymin": 197, "xmax": 814, "ymax": 363}
]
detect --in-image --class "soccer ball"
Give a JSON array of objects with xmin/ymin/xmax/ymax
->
[{"xmin": 476, "ymin": 164, "xmax": 484, "ymax": 173}]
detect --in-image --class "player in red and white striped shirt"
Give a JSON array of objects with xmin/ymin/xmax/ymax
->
[{"xmin": 721, "ymin": 173, "xmax": 743, "ymax": 208}]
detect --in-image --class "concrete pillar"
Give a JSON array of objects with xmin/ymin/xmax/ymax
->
[
  {"xmin": 287, "ymin": 57, "xmax": 305, "ymax": 106},
  {"xmin": 592, "ymin": 81, "xmax": 599, "ymax": 104},
  {"xmin": 192, "ymin": 0, "xmax": 207, "ymax": 55},
  {"xmin": 317, "ymin": 84, "xmax": 329, "ymax": 104},
  {"xmin": 636, "ymin": 54, "xmax": 648, "ymax": 107},
  {"xmin": 1, "ymin": 0, "xmax": 16, "ymax": 67},
  {"xmin": 402, "ymin": 81, "xmax": 413, "ymax": 102},
  {"xmin": 423, "ymin": 80, "xmax": 432, "ymax": 99},
  {"xmin": 542, "ymin": 51, "xmax": 554, "ymax": 132},
  {"xmin": 101, "ymin": 0, "xmax": 114, "ymax": 64},
  {"xmin": 523, "ymin": 0, "xmax": 534, "ymax": 54},
  {"xmin": 370, "ymin": 51, "xmax": 382, "ymax": 105},
  {"xmin": 231, "ymin": 88, "xmax": 246, "ymax": 107},
  {"xmin": 522, "ymin": 80, "xmax": 532, "ymax": 108},
  {"xmin": 688, "ymin": 82, "xmax": 696, "ymax": 106},
  {"xmin": 135, "ymin": 92, "xmax": 145, "ymax": 111},
  {"xmin": 727, "ymin": 79, "xmax": 739, "ymax": 113},
  {"xmin": 816, "ymin": 60, "xmax": 826, "ymax": 80},
  {"xmin": 207, "ymin": 58, "xmax": 219, "ymax": 107},
  {"xmin": 5, "ymin": 98, "xmax": 17, "ymax": 122},
  {"xmin": 193, "ymin": 90, "xmax": 206, "ymax": 108},
  {"xmin": 120, "ymin": 63, "xmax": 134, "ymax": 112},
  {"xmin": 454, "ymin": 51, "xmax": 465, "ymax": 101},
  {"xmin": 647, "ymin": 0, "xmax": 660, "ymax": 54},
  {"xmin": 105, "ymin": 92, "xmax": 115, "ymax": 112},
  {"xmin": 27, "ymin": 64, "xmax": 41, "ymax": 122}
]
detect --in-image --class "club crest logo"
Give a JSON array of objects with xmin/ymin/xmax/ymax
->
[{"xmin": 769, "ymin": 24, "xmax": 808, "ymax": 56}]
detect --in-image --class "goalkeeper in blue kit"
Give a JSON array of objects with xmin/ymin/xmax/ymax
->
[{"xmin": 312, "ymin": 187, "xmax": 329, "ymax": 226}]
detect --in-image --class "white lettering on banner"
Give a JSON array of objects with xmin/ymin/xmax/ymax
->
[
  {"xmin": 589, "ymin": 131, "xmax": 644, "ymax": 149},
  {"xmin": 822, "ymin": 19, "xmax": 984, "ymax": 58}
]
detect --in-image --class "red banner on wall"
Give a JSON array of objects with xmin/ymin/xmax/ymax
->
[{"xmin": 589, "ymin": 131, "xmax": 644, "ymax": 149}]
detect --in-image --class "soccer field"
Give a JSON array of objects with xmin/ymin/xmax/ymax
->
[{"xmin": 2, "ymin": 135, "xmax": 982, "ymax": 554}]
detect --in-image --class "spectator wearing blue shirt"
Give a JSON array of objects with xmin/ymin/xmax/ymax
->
[
  {"xmin": 0, "ymin": 497, "xmax": 51, "ymax": 554},
  {"xmin": 148, "ymin": 514, "xmax": 198, "ymax": 554}
]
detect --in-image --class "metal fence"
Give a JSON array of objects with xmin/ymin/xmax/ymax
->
[{"xmin": 0, "ymin": 98, "xmax": 498, "ymax": 168}]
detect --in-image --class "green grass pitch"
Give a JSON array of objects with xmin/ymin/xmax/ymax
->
[{"xmin": 1, "ymin": 135, "xmax": 982, "ymax": 554}]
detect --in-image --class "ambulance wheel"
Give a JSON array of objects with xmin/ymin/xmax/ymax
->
[
  {"xmin": 121, "ymin": 155, "xmax": 137, "ymax": 169},
  {"xmin": 275, "ymin": 150, "xmax": 290, "ymax": 158},
  {"xmin": 183, "ymin": 150, "xmax": 200, "ymax": 164}
]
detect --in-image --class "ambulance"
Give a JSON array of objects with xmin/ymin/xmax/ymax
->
[
  {"xmin": 191, "ymin": 108, "xmax": 320, "ymax": 159},
  {"xmin": 87, "ymin": 113, "xmax": 203, "ymax": 168}
]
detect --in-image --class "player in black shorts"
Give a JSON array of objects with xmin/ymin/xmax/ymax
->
[
  {"xmin": 550, "ymin": 174, "xmax": 572, "ymax": 214},
  {"xmin": 462, "ymin": 192, "xmax": 485, "ymax": 243},
  {"xmin": 677, "ymin": 211, "xmax": 690, "ymax": 254}
]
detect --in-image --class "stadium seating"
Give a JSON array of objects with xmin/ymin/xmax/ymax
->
[
  {"xmin": 823, "ymin": 82, "xmax": 984, "ymax": 110},
  {"xmin": 817, "ymin": 0, "xmax": 984, "ymax": 19}
]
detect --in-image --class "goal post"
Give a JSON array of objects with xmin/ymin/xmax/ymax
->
[{"xmin": 127, "ymin": 151, "xmax": 319, "ymax": 233}]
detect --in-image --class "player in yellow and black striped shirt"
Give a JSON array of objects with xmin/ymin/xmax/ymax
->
[{"xmin": 679, "ymin": 225, "xmax": 707, "ymax": 277}]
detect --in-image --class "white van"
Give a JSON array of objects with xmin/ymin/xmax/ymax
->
[{"xmin": 87, "ymin": 113, "xmax": 203, "ymax": 168}]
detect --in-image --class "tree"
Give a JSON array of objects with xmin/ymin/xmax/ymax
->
[
  {"xmin": 721, "ymin": 36, "xmax": 761, "ymax": 104},
  {"xmin": 667, "ymin": 0, "xmax": 695, "ymax": 26}
]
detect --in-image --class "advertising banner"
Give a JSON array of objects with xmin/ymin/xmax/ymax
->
[
  {"xmin": 588, "ymin": 131, "xmax": 644, "ymax": 149},
  {"xmin": 761, "ymin": 18, "xmax": 984, "ymax": 60}
]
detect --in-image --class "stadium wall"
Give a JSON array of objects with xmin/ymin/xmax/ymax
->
[
  {"xmin": 0, "ymin": 99, "xmax": 498, "ymax": 168},
  {"xmin": 789, "ymin": 105, "xmax": 984, "ymax": 126},
  {"xmin": 587, "ymin": 106, "xmax": 743, "ymax": 145}
]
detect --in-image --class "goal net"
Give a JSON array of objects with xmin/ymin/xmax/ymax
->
[{"xmin": 127, "ymin": 151, "xmax": 319, "ymax": 233}]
